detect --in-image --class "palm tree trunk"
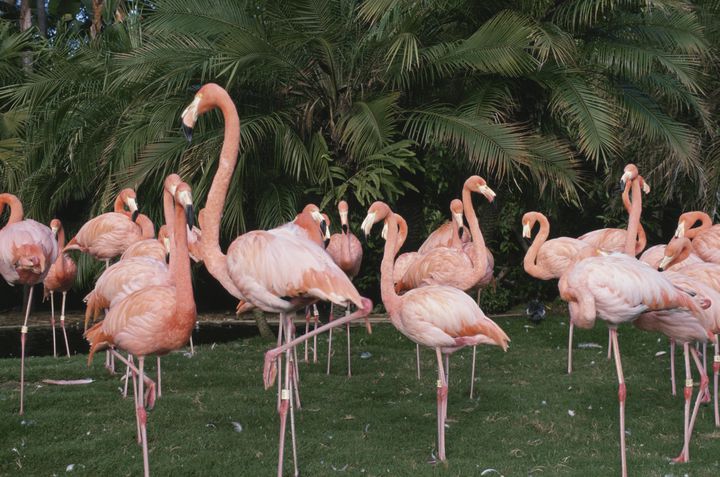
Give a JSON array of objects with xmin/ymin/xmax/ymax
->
[
  {"xmin": 90, "ymin": 0, "xmax": 104, "ymax": 39},
  {"xmin": 35, "ymin": 0, "xmax": 47, "ymax": 37},
  {"xmin": 19, "ymin": 0, "xmax": 32, "ymax": 71},
  {"xmin": 253, "ymin": 308, "xmax": 275, "ymax": 341}
]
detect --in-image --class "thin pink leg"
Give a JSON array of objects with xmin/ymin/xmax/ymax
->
[
  {"xmin": 445, "ymin": 354, "xmax": 449, "ymax": 383},
  {"xmin": 129, "ymin": 355, "xmax": 141, "ymax": 443},
  {"xmin": 123, "ymin": 353, "xmax": 132, "ymax": 398},
  {"xmin": 60, "ymin": 292, "xmax": 70, "ymax": 357},
  {"xmin": 703, "ymin": 342, "xmax": 707, "ymax": 373},
  {"xmin": 435, "ymin": 347, "xmax": 448, "ymax": 462},
  {"xmin": 304, "ymin": 306, "xmax": 310, "ymax": 363},
  {"xmin": 157, "ymin": 356, "xmax": 162, "ymax": 399},
  {"xmin": 567, "ymin": 322, "xmax": 574, "ymax": 374},
  {"xmin": 111, "ymin": 350, "xmax": 155, "ymax": 409},
  {"xmin": 610, "ymin": 329, "xmax": 627, "ymax": 477},
  {"xmin": 672, "ymin": 343, "xmax": 692, "ymax": 463},
  {"xmin": 416, "ymin": 344, "xmax": 421, "ymax": 380},
  {"xmin": 189, "ymin": 335, "xmax": 195, "ymax": 356},
  {"xmin": 327, "ymin": 304, "xmax": 335, "ymax": 374},
  {"xmin": 670, "ymin": 339, "xmax": 677, "ymax": 396},
  {"xmin": 288, "ymin": 315, "xmax": 301, "ymax": 410},
  {"xmin": 346, "ymin": 308, "xmax": 352, "ymax": 378},
  {"xmin": 276, "ymin": 313, "xmax": 284, "ymax": 412},
  {"xmin": 681, "ymin": 346, "xmax": 710, "ymax": 463},
  {"xmin": 312, "ymin": 304, "xmax": 319, "ymax": 363},
  {"xmin": 137, "ymin": 357, "xmax": 150, "ymax": 477},
  {"xmin": 277, "ymin": 313, "xmax": 291, "ymax": 477},
  {"xmin": 469, "ymin": 346, "xmax": 477, "ymax": 399},
  {"xmin": 286, "ymin": 316, "xmax": 299, "ymax": 477},
  {"xmin": 50, "ymin": 291, "xmax": 57, "ymax": 358},
  {"xmin": 607, "ymin": 327, "xmax": 613, "ymax": 361},
  {"xmin": 19, "ymin": 286, "xmax": 34, "ymax": 415},
  {"xmin": 714, "ymin": 338, "xmax": 719, "ymax": 427}
]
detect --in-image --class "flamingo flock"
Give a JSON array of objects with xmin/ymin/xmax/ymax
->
[{"xmin": 3, "ymin": 83, "xmax": 720, "ymax": 477}]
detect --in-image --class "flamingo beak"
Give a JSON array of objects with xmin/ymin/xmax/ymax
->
[
  {"xmin": 478, "ymin": 184, "xmax": 496, "ymax": 202},
  {"xmin": 178, "ymin": 190, "xmax": 195, "ymax": 229},
  {"xmin": 51, "ymin": 226, "xmax": 59, "ymax": 237},
  {"xmin": 522, "ymin": 222, "xmax": 531, "ymax": 239},
  {"xmin": 674, "ymin": 221, "xmax": 685, "ymax": 238},
  {"xmin": 361, "ymin": 212, "xmax": 376, "ymax": 238},
  {"xmin": 180, "ymin": 95, "xmax": 202, "ymax": 143},
  {"xmin": 658, "ymin": 255, "xmax": 673, "ymax": 271},
  {"xmin": 126, "ymin": 197, "xmax": 139, "ymax": 222},
  {"xmin": 618, "ymin": 171, "xmax": 632, "ymax": 192},
  {"xmin": 381, "ymin": 222, "xmax": 388, "ymax": 240}
]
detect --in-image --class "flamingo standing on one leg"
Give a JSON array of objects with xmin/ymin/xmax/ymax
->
[
  {"xmin": 182, "ymin": 83, "xmax": 372, "ymax": 477},
  {"xmin": 325, "ymin": 200, "xmax": 364, "ymax": 377},
  {"xmin": 521, "ymin": 211, "xmax": 600, "ymax": 374},
  {"xmin": 0, "ymin": 193, "xmax": 58, "ymax": 415},
  {"xmin": 43, "ymin": 219, "xmax": 77, "ymax": 357},
  {"xmin": 85, "ymin": 180, "xmax": 196, "ymax": 477}
]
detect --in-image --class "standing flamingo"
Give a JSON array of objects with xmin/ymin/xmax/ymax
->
[
  {"xmin": 417, "ymin": 200, "xmax": 470, "ymax": 254},
  {"xmin": 85, "ymin": 179, "xmax": 196, "ymax": 477},
  {"xmin": 325, "ymin": 200, "xmax": 363, "ymax": 376},
  {"xmin": 673, "ymin": 211, "xmax": 720, "ymax": 264},
  {"xmin": 43, "ymin": 219, "xmax": 77, "ymax": 357},
  {"xmin": 0, "ymin": 193, "xmax": 58, "ymax": 415},
  {"xmin": 521, "ymin": 211, "xmax": 600, "ymax": 373},
  {"xmin": 182, "ymin": 83, "xmax": 372, "ymax": 477},
  {"xmin": 64, "ymin": 188, "xmax": 154, "ymax": 267}
]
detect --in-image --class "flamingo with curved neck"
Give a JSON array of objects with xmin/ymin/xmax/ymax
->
[
  {"xmin": 0, "ymin": 193, "xmax": 24, "ymax": 228},
  {"xmin": 674, "ymin": 211, "xmax": 720, "ymax": 264},
  {"xmin": 43, "ymin": 219, "xmax": 77, "ymax": 358}
]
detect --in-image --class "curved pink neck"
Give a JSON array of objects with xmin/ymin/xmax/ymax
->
[
  {"xmin": 198, "ymin": 87, "xmax": 245, "ymax": 299},
  {"xmin": 394, "ymin": 215, "xmax": 408, "ymax": 254},
  {"xmin": 684, "ymin": 211, "xmax": 712, "ymax": 239},
  {"xmin": 462, "ymin": 185, "xmax": 488, "ymax": 285},
  {"xmin": 136, "ymin": 214, "xmax": 155, "ymax": 239},
  {"xmin": 622, "ymin": 178, "xmax": 646, "ymax": 253},
  {"xmin": 164, "ymin": 189, "xmax": 176, "ymax": 275},
  {"xmin": 523, "ymin": 213, "xmax": 549, "ymax": 278},
  {"xmin": 624, "ymin": 175, "xmax": 642, "ymax": 256},
  {"xmin": 55, "ymin": 225, "xmax": 66, "ymax": 274},
  {"xmin": 0, "ymin": 193, "xmax": 24, "ymax": 226},
  {"xmin": 171, "ymin": 194, "xmax": 196, "ymax": 325},
  {"xmin": 380, "ymin": 211, "xmax": 402, "ymax": 317},
  {"xmin": 449, "ymin": 219, "xmax": 461, "ymax": 248}
]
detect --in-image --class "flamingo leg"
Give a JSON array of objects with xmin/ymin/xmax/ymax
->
[
  {"xmin": 714, "ymin": 338, "xmax": 719, "ymax": 427},
  {"xmin": 435, "ymin": 348, "xmax": 448, "ymax": 462},
  {"xmin": 567, "ymin": 322, "xmax": 574, "ymax": 374},
  {"xmin": 312, "ymin": 304, "xmax": 319, "ymax": 363},
  {"xmin": 157, "ymin": 356, "xmax": 162, "ymax": 399},
  {"xmin": 276, "ymin": 313, "xmax": 284, "ymax": 412},
  {"xmin": 703, "ymin": 342, "xmax": 707, "ymax": 374},
  {"xmin": 189, "ymin": 335, "xmax": 195, "ymax": 356},
  {"xmin": 680, "ymin": 346, "xmax": 711, "ymax": 463},
  {"xmin": 445, "ymin": 354, "xmax": 449, "ymax": 383},
  {"xmin": 276, "ymin": 313, "xmax": 291, "ymax": 477},
  {"xmin": 60, "ymin": 292, "xmax": 70, "ymax": 357},
  {"xmin": 286, "ymin": 316, "xmax": 299, "ymax": 477},
  {"xmin": 609, "ymin": 329, "xmax": 627, "ymax": 477},
  {"xmin": 137, "ymin": 357, "xmax": 150, "ymax": 477},
  {"xmin": 607, "ymin": 327, "xmax": 614, "ymax": 361},
  {"xmin": 327, "ymin": 303, "xmax": 334, "ymax": 374},
  {"xmin": 470, "ymin": 345, "xmax": 477, "ymax": 399},
  {"xmin": 110, "ymin": 349, "xmax": 155, "ymax": 409},
  {"xmin": 416, "ymin": 344, "xmax": 421, "ymax": 380},
  {"xmin": 50, "ymin": 291, "xmax": 57, "ymax": 358},
  {"xmin": 346, "ymin": 308, "xmax": 352, "ymax": 378},
  {"xmin": 304, "ymin": 306, "xmax": 310, "ymax": 363},
  {"xmin": 673, "ymin": 344, "xmax": 692, "ymax": 463},
  {"xmin": 670, "ymin": 338, "xmax": 677, "ymax": 396},
  {"xmin": 19, "ymin": 285, "xmax": 34, "ymax": 415},
  {"xmin": 123, "ymin": 353, "xmax": 133, "ymax": 398},
  {"xmin": 129, "ymin": 355, "xmax": 141, "ymax": 444}
]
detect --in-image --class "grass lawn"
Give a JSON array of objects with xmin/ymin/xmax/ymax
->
[{"xmin": 1, "ymin": 313, "xmax": 720, "ymax": 476}]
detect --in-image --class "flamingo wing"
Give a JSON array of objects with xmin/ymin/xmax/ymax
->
[{"xmin": 398, "ymin": 247, "xmax": 473, "ymax": 291}]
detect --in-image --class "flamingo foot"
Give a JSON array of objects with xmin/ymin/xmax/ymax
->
[{"xmin": 671, "ymin": 452, "xmax": 688, "ymax": 464}]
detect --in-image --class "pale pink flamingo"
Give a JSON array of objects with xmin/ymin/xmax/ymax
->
[
  {"xmin": 363, "ymin": 201, "xmax": 508, "ymax": 461},
  {"xmin": 64, "ymin": 188, "xmax": 154, "ymax": 267},
  {"xmin": 43, "ymin": 219, "xmax": 77, "ymax": 357},
  {"xmin": 85, "ymin": 180, "xmax": 196, "ymax": 477},
  {"xmin": 417, "ymin": 200, "xmax": 470, "ymax": 254},
  {"xmin": 120, "ymin": 225, "xmax": 170, "ymax": 262},
  {"xmin": 558, "ymin": 242, "xmax": 708, "ymax": 477},
  {"xmin": 325, "ymin": 200, "xmax": 364, "ymax": 376},
  {"xmin": 521, "ymin": 211, "xmax": 600, "ymax": 374},
  {"xmin": 0, "ymin": 193, "xmax": 58, "ymax": 415},
  {"xmin": 0, "ymin": 193, "xmax": 24, "ymax": 229},
  {"xmin": 182, "ymin": 83, "xmax": 372, "ymax": 477},
  {"xmin": 633, "ymin": 270, "xmax": 718, "ymax": 463},
  {"xmin": 673, "ymin": 211, "xmax": 720, "ymax": 264},
  {"xmin": 577, "ymin": 176, "xmax": 649, "ymax": 254}
]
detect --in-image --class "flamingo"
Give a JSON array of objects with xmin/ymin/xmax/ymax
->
[
  {"xmin": 64, "ymin": 188, "xmax": 154, "ymax": 268},
  {"xmin": 577, "ymin": 175, "xmax": 649, "ymax": 254},
  {"xmin": 560, "ymin": 252, "xmax": 709, "ymax": 476},
  {"xmin": 633, "ymin": 270, "xmax": 718, "ymax": 463},
  {"xmin": 43, "ymin": 219, "xmax": 77, "ymax": 357},
  {"xmin": 639, "ymin": 236, "xmax": 704, "ymax": 270},
  {"xmin": 325, "ymin": 199, "xmax": 364, "ymax": 376},
  {"xmin": 0, "ymin": 193, "xmax": 58, "ymax": 415},
  {"xmin": 0, "ymin": 193, "xmax": 23, "ymax": 228},
  {"xmin": 673, "ymin": 211, "xmax": 720, "ymax": 264},
  {"xmin": 521, "ymin": 211, "xmax": 601, "ymax": 373},
  {"xmin": 364, "ymin": 201, "xmax": 508, "ymax": 460},
  {"xmin": 85, "ymin": 179, "xmax": 196, "ymax": 477},
  {"xmin": 120, "ymin": 224, "xmax": 170, "ymax": 262},
  {"xmin": 417, "ymin": 199, "xmax": 470, "ymax": 254},
  {"xmin": 181, "ymin": 83, "xmax": 372, "ymax": 477}
]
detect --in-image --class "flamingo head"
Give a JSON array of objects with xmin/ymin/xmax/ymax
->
[
  {"xmin": 174, "ymin": 182, "xmax": 195, "ymax": 229},
  {"xmin": 464, "ymin": 176, "xmax": 496, "ymax": 202},
  {"xmin": 361, "ymin": 201, "xmax": 391, "ymax": 238},
  {"xmin": 450, "ymin": 198, "xmax": 464, "ymax": 232},
  {"xmin": 658, "ymin": 237, "xmax": 691, "ymax": 271},
  {"xmin": 158, "ymin": 224, "xmax": 171, "ymax": 259},
  {"xmin": 180, "ymin": 92, "xmax": 204, "ymax": 142},
  {"xmin": 50, "ymin": 219, "xmax": 61, "ymax": 237},
  {"xmin": 119, "ymin": 188, "xmax": 139, "ymax": 222},
  {"xmin": 321, "ymin": 213, "xmax": 331, "ymax": 246},
  {"xmin": 164, "ymin": 174, "xmax": 183, "ymax": 198},
  {"xmin": 521, "ymin": 212, "xmax": 539, "ymax": 239},
  {"xmin": 338, "ymin": 200, "xmax": 349, "ymax": 234},
  {"xmin": 619, "ymin": 164, "xmax": 639, "ymax": 191}
]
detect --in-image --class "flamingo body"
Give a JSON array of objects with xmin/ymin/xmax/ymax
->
[
  {"xmin": 0, "ymin": 220, "xmax": 58, "ymax": 284},
  {"xmin": 66, "ymin": 212, "xmax": 147, "ymax": 260}
]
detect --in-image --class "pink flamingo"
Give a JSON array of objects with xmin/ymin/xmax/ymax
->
[
  {"xmin": 364, "ymin": 201, "xmax": 508, "ymax": 460},
  {"xmin": 120, "ymin": 225, "xmax": 170, "ymax": 262},
  {"xmin": 673, "ymin": 211, "xmax": 720, "ymax": 264},
  {"xmin": 639, "ymin": 237, "xmax": 704, "ymax": 270},
  {"xmin": 633, "ymin": 270, "xmax": 718, "ymax": 463},
  {"xmin": 182, "ymin": 83, "xmax": 372, "ymax": 477},
  {"xmin": 325, "ymin": 200, "xmax": 364, "ymax": 376},
  {"xmin": 577, "ymin": 176, "xmax": 649, "ymax": 254},
  {"xmin": 521, "ymin": 211, "xmax": 600, "ymax": 374},
  {"xmin": 0, "ymin": 193, "xmax": 58, "ymax": 415},
  {"xmin": 64, "ymin": 188, "xmax": 154, "ymax": 268},
  {"xmin": 85, "ymin": 179, "xmax": 196, "ymax": 477},
  {"xmin": 417, "ymin": 200, "xmax": 470, "ymax": 254},
  {"xmin": 43, "ymin": 219, "xmax": 77, "ymax": 357}
]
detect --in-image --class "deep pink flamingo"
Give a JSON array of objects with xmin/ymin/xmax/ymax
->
[
  {"xmin": 85, "ymin": 180, "xmax": 196, "ymax": 477},
  {"xmin": 0, "ymin": 193, "xmax": 58, "ymax": 414},
  {"xmin": 43, "ymin": 219, "xmax": 77, "ymax": 357},
  {"xmin": 182, "ymin": 83, "xmax": 372, "ymax": 477},
  {"xmin": 325, "ymin": 199, "xmax": 364, "ymax": 376}
]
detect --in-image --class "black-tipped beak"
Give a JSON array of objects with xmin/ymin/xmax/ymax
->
[
  {"xmin": 342, "ymin": 224, "xmax": 348, "ymax": 234},
  {"xmin": 182, "ymin": 123, "xmax": 194, "ymax": 143},
  {"xmin": 617, "ymin": 180, "xmax": 625, "ymax": 193},
  {"xmin": 324, "ymin": 237, "xmax": 330, "ymax": 248},
  {"xmin": 458, "ymin": 227, "xmax": 464, "ymax": 240},
  {"xmin": 320, "ymin": 220, "xmax": 328, "ymax": 237},
  {"xmin": 131, "ymin": 210, "xmax": 139, "ymax": 222},
  {"xmin": 165, "ymin": 252, "xmax": 170, "ymax": 264},
  {"xmin": 185, "ymin": 205, "xmax": 195, "ymax": 229},
  {"xmin": 658, "ymin": 266, "xmax": 665, "ymax": 272}
]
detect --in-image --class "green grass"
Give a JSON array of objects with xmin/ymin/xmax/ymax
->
[{"xmin": 1, "ymin": 316, "xmax": 720, "ymax": 476}]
